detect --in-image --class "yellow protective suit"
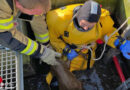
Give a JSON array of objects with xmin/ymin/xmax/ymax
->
[
  {"xmin": 46, "ymin": 3, "xmax": 119, "ymax": 84},
  {"xmin": 47, "ymin": 4, "xmax": 119, "ymax": 71}
]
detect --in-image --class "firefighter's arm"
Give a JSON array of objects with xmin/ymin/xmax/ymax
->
[
  {"xmin": 101, "ymin": 15, "xmax": 130, "ymax": 59},
  {"xmin": 49, "ymin": 28, "xmax": 66, "ymax": 53},
  {"xmin": 47, "ymin": 10, "xmax": 66, "ymax": 53},
  {"xmin": 100, "ymin": 15, "xmax": 119, "ymax": 48},
  {"xmin": 0, "ymin": 1, "xmax": 39, "ymax": 56},
  {"xmin": 0, "ymin": 15, "xmax": 61, "ymax": 65},
  {"xmin": 0, "ymin": 16, "xmax": 41, "ymax": 57},
  {"xmin": 114, "ymin": 36, "xmax": 130, "ymax": 59},
  {"xmin": 30, "ymin": 15, "xmax": 50, "ymax": 45},
  {"xmin": 0, "ymin": 0, "xmax": 50, "ymax": 58},
  {"xmin": 49, "ymin": 28, "xmax": 78, "ymax": 60},
  {"xmin": 0, "ymin": 1, "xmax": 61, "ymax": 65},
  {"xmin": 0, "ymin": 1, "xmax": 43, "ymax": 57},
  {"xmin": 104, "ymin": 28, "xmax": 119, "ymax": 48}
]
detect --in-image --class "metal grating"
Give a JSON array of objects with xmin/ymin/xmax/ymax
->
[
  {"xmin": 0, "ymin": 19, "xmax": 25, "ymax": 90},
  {"xmin": 0, "ymin": 46, "xmax": 17, "ymax": 90}
]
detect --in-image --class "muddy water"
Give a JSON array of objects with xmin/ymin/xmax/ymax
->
[
  {"xmin": 24, "ymin": 74, "xmax": 50, "ymax": 90},
  {"xmin": 93, "ymin": 60, "xmax": 121, "ymax": 90},
  {"xmin": 24, "ymin": 58, "xmax": 122, "ymax": 90}
]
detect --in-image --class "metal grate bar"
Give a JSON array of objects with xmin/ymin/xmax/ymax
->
[{"xmin": 0, "ymin": 47, "xmax": 17, "ymax": 90}]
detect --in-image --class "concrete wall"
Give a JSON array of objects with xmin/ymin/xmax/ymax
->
[{"xmin": 51, "ymin": 0, "xmax": 117, "ymax": 14}]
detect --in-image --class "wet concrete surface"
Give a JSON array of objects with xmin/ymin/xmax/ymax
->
[{"xmin": 24, "ymin": 59, "xmax": 125, "ymax": 90}]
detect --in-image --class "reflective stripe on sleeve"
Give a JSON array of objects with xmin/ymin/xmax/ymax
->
[
  {"xmin": 0, "ymin": 16, "xmax": 14, "ymax": 30},
  {"xmin": 21, "ymin": 38, "xmax": 38, "ymax": 55},
  {"xmin": 35, "ymin": 32, "xmax": 49, "ymax": 43}
]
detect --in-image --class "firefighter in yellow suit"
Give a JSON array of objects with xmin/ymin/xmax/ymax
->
[
  {"xmin": 47, "ymin": 1, "xmax": 119, "ymax": 72},
  {"xmin": 46, "ymin": 0, "xmax": 130, "ymax": 86},
  {"xmin": 0, "ymin": 0, "xmax": 61, "ymax": 65}
]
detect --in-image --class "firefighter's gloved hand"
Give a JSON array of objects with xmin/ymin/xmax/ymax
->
[
  {"xmin": 114, "ymin": 38, "xmax": 130, "ymax": 59},
  {"xmin": 120, "ymin": 40, "xmax": 130, "ymax": 59},
  {"xmin": 40, "ymin": 47, "xmax": 61, "ymax": 65},
  {"xmin": 63, "ymin": 46, "xmax": 78, "ymax": 61},
  {"xmin": 67, "ymin": 49, "xmax": 78, "ymax": 60}
]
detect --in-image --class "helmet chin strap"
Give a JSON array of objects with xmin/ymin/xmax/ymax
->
[{"xmin": 14, "ymin": 0, "xmax": 43, "ymax": 15}]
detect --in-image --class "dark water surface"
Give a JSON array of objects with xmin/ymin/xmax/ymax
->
[{"xmin": 24, "ymin": 59, "xmax": 128, "ymax": 90}]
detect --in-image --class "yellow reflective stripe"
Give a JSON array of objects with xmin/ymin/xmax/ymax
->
[
  {"xmin": 21, "ymin": 39, "xmax": 31, "ymax": 54},
  {"xmin": 36, "ymin": 37, "xmax": 49, "ymax": 43},
  {"xmin": 35, "ymin": 32, "xmax": 49, "ymax": 43},
  {"xmin": 29, "ymin": 41, "xmax": 38, "ymax": 55},
  {"xmin": 0, "ymin": 16, "xmax": 14, "ymax": 30},
  {"xmin": 0, "ymin": 16, "xmax": 13, "ymax": 24},
  {"xmin": 0, "ymin": 23, "xmax": 14, "ymax": 30},
  {"xmin": 21, "ymin": 38, "xmax": 38, "ymax": 55},
  {"xmin": 35, "ymin": 35, "xmax": 49, "ymax": 40},
  {"xmin": 35, "ymin": 32, "xmax": 49, "ymax": 38}
]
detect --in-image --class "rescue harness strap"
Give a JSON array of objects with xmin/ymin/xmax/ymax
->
[{"xmin": 59, "ymin": 35, "xmax": 91, "ymax": 69}]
